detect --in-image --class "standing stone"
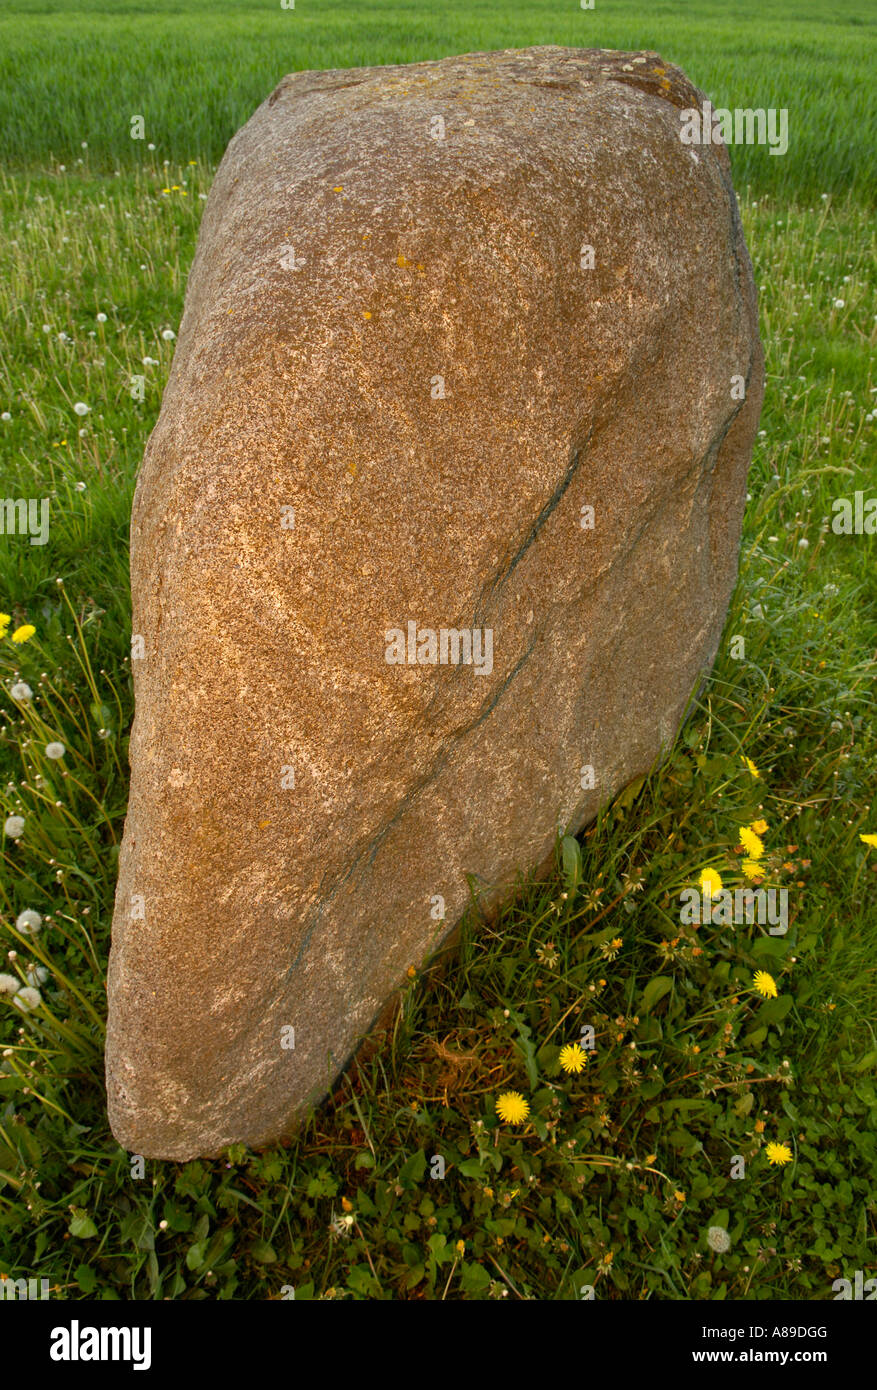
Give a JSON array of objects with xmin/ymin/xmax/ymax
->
[{"xmin": 106, "ymin": 45, "xmax": 763, "ymax": 1159}]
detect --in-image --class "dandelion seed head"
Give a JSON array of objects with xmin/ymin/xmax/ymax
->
[
  {"xmin": 15, "ymin": 910, "xmax": 42, "ymax": 935},
  {"xmin": 707, "ymin": 1226, "xmax": 731, "ymax": 1253},
  {"xmin": 12, "ymin": 987, "xmax": 41, "ymax": 1012}
]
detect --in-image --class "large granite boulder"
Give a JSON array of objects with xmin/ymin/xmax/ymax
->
[{"xmin": 106, "ymin": 45, "xmax": 763, "ymax": 1159}]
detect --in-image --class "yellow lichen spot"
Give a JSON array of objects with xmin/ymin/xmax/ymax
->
[
  {"xmin": 396, "ymin": 254, "xmax": 409, "ymax": 267},
  {"xmin": 258, "ymin": 819, "xmax": 271, "ymax": 829},
  {"xmin": 332, "ymin": 185, "xmax": 343, "ymax": 192},
  {"xmin": 363, "ymin": 311, "xmax": 372, "ymax": 319}
]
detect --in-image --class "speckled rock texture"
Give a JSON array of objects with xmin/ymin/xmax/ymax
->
[{"xmin": 106, "ymin": 45, "xmax": 763, "ymax": 1159}]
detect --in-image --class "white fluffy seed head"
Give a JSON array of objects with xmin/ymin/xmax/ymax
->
[
  {"xmin": 707, "ymin": 1226, "xmax": 731, "ymax": 1253},
  {"xmin": 15, "ymin": 910, "xmax": 42, "ymax": 935},
  {"xmin": 12, "ymin": 987, "xmax": 41, "ymax": 1012}
]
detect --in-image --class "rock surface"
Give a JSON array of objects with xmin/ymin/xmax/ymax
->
[{"xmin": 106, "ymin": 45, "xmax": 763, "ymax": 1159}]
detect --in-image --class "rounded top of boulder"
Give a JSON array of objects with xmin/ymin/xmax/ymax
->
[{"xmin": 264, "ymin": 45, "xmax": 702, "ymax": 115}]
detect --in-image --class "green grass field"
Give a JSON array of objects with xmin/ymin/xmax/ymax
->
[
  {"xmin": 0, "ymin": 0, "xmax": 875, "ymax": 199},
  {"xmin": 0, "ymin": 0, "xmax": 875, "ymax": 1301}
]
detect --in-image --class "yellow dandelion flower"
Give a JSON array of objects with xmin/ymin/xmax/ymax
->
[
  {"xmin": 559, "ymin": 1043, "xmax": 587, "ymax": 1074},
  {"xmin": 455, "ymin": 1239, "xmax": 465, "ymax": 1255},
  {"xmin": 753, "ymin": 970, "xmax": 778, "ymax": 999},
  {"xmin": 674, "ymin": 1190, "xmax": 686, "ymax": 1202},
  {"xmin": 750, "ymin": 819, "xmax": 769, "ymax": 835},
  {"xmin": 860, "ymin": 833, "xmax": 877, "ymax": 848},
  {"xmin": 742, "ymin": 755, "xmax": 761, "ymax": 778},
  {"xmin": 742, "ymin": 857, "xmax": 765, "ymax": 879},
  {"xmin": 495, "ymin": 1091, "xmax": 529, "ymax": 1125},
  {"xmin": 765, "ymin": 1142, "xmax": 792, "ymax": 1166},
  {"xmin": 739, "ymin": 826, "xmax": 764, "ymax": 858},
  {"xmin": 700, "ymin": 867, "xmax": 723, "ymax": 896},
  {"xmin": 11, "ymin": 625, "xmax": 35, "ymax": 644}
]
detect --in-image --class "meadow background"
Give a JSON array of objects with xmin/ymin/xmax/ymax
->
[{"xmin": 0, "ymin": 0, "xmax": 874, "ymax": 1300}]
